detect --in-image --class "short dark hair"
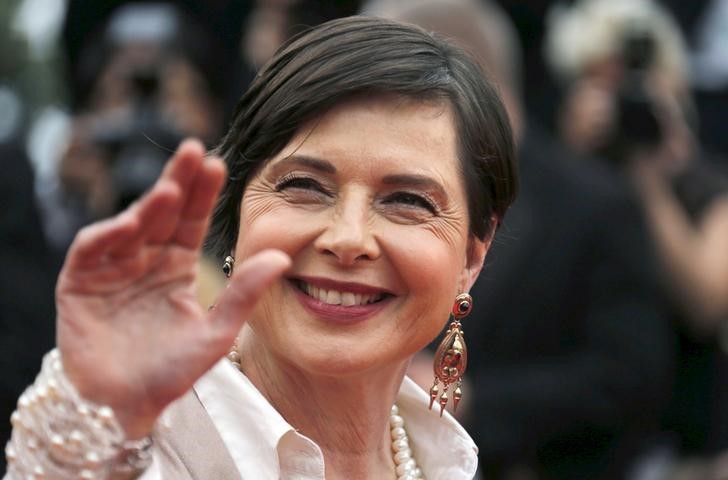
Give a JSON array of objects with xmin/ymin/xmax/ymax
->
[{"xmin": 207, "ymin": 15, "xmax": 518, "ymax": 258}]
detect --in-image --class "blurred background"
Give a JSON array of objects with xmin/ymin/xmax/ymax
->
[{"xmin": 1, "ymin": 1, "xmax": 727, "ymax": 479}]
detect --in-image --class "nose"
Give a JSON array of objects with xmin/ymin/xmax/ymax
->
[{"xmin": 314, "ymin": 190, "xmax": 380, "ymax": 266}]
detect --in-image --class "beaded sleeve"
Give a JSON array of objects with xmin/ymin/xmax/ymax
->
[{"xmin": 4, "ymin": 349, "xmax": 153, "ymax": 479}]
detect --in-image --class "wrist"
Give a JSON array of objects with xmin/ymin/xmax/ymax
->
[{"xmin": 60, "ymin": 348, "xmax": 163, "ymax": 441}]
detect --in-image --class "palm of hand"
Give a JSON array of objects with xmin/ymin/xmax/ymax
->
[{"xmin": 55, "ymin": 140, "xmax": 290, "ymax": 438}]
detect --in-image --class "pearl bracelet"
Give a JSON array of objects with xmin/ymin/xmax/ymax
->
[{"xmin": 5, "ymin": 349, "xmax": 153, "ymax": 479}]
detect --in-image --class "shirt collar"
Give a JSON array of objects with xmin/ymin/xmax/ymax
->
[
  {"xmin": 195, "ymin": 359, "xmax": 478, "ymax": 479},
  {"xmin": 194, "ymin": 359, "xmax": 294, "ymax": 479},
  {"xmin": 397, "ymin": 376, "xmax": 479, "ymax": 479}
]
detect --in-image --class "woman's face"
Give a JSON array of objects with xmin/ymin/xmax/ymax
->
[{"xmin": 235, "ymin": 95, "xmax": 488, "ymax": 376}]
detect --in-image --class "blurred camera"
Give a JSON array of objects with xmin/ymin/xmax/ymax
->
[
  {"xmin": 603, "ymin": 22, "xmax": 663, "ymax": 163},
  {"xmin": 92, "ymin": 65, "xmax": 184, "ymax": 212}
]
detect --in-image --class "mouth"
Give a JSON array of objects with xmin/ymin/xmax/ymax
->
[{"xmin": 291, "ymin": 278, "xmax": 390, "ymax": 307}]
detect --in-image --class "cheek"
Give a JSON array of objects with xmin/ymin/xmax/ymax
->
[
  {"xmin": 382, "ymin": 226, "xmax": 464, "ymax": 329},
  {"xmin": 383, "ymin": 222, "xmax": 465, "ymax": 293}
]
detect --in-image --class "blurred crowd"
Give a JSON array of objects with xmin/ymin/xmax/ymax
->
[{"xmin": 1, "ymin": 0, "xmax": 727, "ymax": 479}]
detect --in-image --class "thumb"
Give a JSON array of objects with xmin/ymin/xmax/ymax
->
[{"xmin": 209, "ymin": 249, "xmax": 291, "ymax": 330}]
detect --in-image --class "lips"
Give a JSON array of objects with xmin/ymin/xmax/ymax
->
[
  {"xmin": 296, "ymin": 280, "xmax": 384, "ymax": 306},
  {"xmin": 289, "ymin": 276, "xmax": 392, "ymax": 323}
]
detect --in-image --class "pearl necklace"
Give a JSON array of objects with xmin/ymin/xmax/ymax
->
[
  {"xmin": 390, "ymin": 404, "xmax": 425, "ymax": 480},
  {"xmin": 227, "ymin": 353, "xmax": 424, "ymax": 479}
]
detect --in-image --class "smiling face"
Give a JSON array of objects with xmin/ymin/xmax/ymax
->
[{"xmin": 234, "ymin": 95, "xmax": 487, "ymax": 377}]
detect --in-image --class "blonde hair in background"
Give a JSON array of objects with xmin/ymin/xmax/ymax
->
[{"xmin": 544, "ymin": 0, "xmax": 690, "ymax": 90}]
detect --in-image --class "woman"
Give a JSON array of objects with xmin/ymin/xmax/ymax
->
[{"xmin": 5, "ymin": 16, "xmax": 517, "ymax": 479}]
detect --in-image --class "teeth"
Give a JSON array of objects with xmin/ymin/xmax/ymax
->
[
  {"xmin": 299, "ymin": 282, "xmax": 383, "ymax": 306},
  {"xmin": 342, "ymin": 292, "xmax": 356, "ymax": 306},
  {"xmin": 326, "ymin": 290, "xmax": 342, "ymax": 305}
]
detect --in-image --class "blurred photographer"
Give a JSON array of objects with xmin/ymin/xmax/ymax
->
[
  {"xmin": 545, "ymin": 0, "xmax": 688, "ymax": 157},
  {"xmin": 546, "ymin": 0, "xmax": 728, "ymax": 332},
  {"xmin": 47, "ymin": 3, "xmax": 224, "ymax": 251},
  {"xmin": 546, "ymin": 0, "xmax": 728, "ymax": 467}
]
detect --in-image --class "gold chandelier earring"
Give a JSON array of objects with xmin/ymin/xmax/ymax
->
[
  {"xmin": 429, "ymin": 293, "xmax": 472, "ymax": 416},
  {"xmin": 222, "ymin": 255, "xmax": 235, "ymax": 278}
]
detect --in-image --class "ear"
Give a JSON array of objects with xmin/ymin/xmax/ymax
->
[{"xmin": 460, "ymin": 220, "xmax": 496, "ymax": 292}]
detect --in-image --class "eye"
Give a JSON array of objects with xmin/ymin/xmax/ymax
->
[
  {"xmin": 384, "ymin": 192, "xmax": 438, "ymax": 214},
  {"xmin": 275, "ymin": 175, "xmax": 331, "ymax": 196}
]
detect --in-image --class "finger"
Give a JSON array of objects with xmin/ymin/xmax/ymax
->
[
  {"xmin": 180, "ymin": 156, "xmax": 226, "ymax": 221},
  {"xmin": 111, "ymin": 139, "xmax": 205, "ymax": 251},
  {"xmin": 108, "ymin": 179, "xmax": 182, "ymax": 256},
  {"xmin": 160, "ymin": 138, "xmax": 205, "ymax": 191},
  {"xmin": 209, "ymin": 250, "xmax": 291, "ymax": 332},
  {"xmin": 172, "ymin": 157, "xmax": 227, "ymax": 249},
  {"xmin": 65, "ymin": 212, "xmax": 140, "ymax": 269},
  {"xmin": 141, "ymin": 179, "xmax": 185, "ymax": 245}
]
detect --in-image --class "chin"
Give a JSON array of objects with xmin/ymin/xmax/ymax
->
[{"xmin": 274, "ymin": 336, "xmax": 409, "ymax": 380}]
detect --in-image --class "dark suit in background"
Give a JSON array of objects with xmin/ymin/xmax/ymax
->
[
  {"xmin": 0, "ymin": 142, "xmax": 59, "ymax": 473},
  {"xmin": 467, "ymin": 127, "xmax": 673, "ymax": 480}
]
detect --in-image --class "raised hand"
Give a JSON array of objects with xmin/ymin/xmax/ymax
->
[{"xmin": 55, "ymin": 139, "xmax": 290, "ymax": 439}]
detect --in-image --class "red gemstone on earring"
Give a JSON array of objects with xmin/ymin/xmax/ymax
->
[
  {"xmin": 452, "ymin": 293, "xmax": 473, "ymax": 318},
  {"xmin": 433, "ymin": 328, "xmax": 467, "ymax": 385}
]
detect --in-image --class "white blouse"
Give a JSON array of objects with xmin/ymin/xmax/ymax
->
[{"xmin": 142, "ymin": 359, "xmax": 479, "ymax": 479}]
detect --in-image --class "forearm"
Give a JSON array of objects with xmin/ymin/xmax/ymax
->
[{"xmin": 636, "ymin": 173, "xmax": 728, "ymax": 326}]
